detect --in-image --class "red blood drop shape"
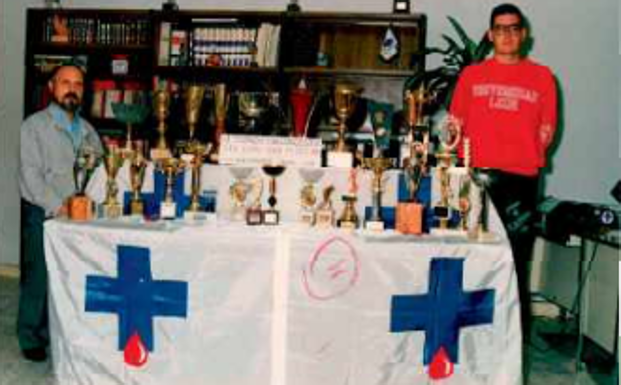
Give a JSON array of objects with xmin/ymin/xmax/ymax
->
[
  {"xmin": 124, "ymin": 332, "xmax": 149, "ymax": 367},
  {"xmin": 428, "ymin": 346, "xmax": 454, "ymax": 380}
]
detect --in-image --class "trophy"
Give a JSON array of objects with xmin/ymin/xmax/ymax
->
[
  {"xmin": 290, "ymin": 84, "xmax": 313, "ymax": 137},
  {"xmin": 298, "ymin": 168, "xmax": 324, "ymax": 225},
  {"xmin": 101, "ymin": 141, "xmax": 124, "ymax": 219},
  {"xmin": 457, "ymin": 138, "xmax": 472, "ymax": 231},
  {"xmin": 396, "ymin": 155, "xmax": 425, "ymax": 235},
  {"xmin": 229, "ymin": 167, "xmax": 254, "ymax": 221},
  {"xmin": 470, "ymin": 167, "xmax": 496, "ymax": 242},
  {"xmin": 432, "ymin": 115, "xmax": 462, "ymax": 232},
  {"xmin": 184, "ymin": 141, "xmax": 212, "ymax": 218},
  {"xmin": 239, "ymin": 92, "xmax": 268, "ymax": 133},
  {"xmin": 315, "ymin": 186, "xmax": 336, "ymax": 228},
  {"xmin": 262, "ymin": 164, "xmax": 286, "ymax": 225},
  {"xmin": 328, "ymin": 83, "xmax": 361, "ymax": 168},
  {"xmin": 404, "ymin": 83, "xmax": 435, "ymax": 129},
  {"xmin": 158, "ymin": 157, "xmax": 184, "ymax": 220},
  {"xmin": 151, "ymin": 90, "xmax": 172, "ymax": 160},
  {"xmin": 363, "ymin": 157, "xmax": 393, "ymax": 231},
  {"xmin": 338, "ymin": 168, "xmax": 360, "ymax": 229},
  {"xmin": 184, "ymin": 85, "xmax": 206, "ymax": 142},
  {"xmin": 368, "ymin": 100, "xmax": 394, "ymax": 157},
  {"xmin": 68, "ymin": 147, "xmax": 99, "ymax": 221},
  {"xmin": 246, "ymin": 177, "xmax": 265, "ymax": 226},
  {"xmin": 210, "ymin": 83, "xmax": 229, "ymax": 162},
  {"xmin": 128, "ymin": 141, "xmax": 148, "ymax": 216},
  {"xmin": 111, "ymin": 102, "xmax": 149, "ymax": 156}
]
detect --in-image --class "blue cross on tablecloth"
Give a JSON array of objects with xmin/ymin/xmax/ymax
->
[
  {"xmin": 85, "ymin": 245, "xmax": 188, "ymax": 352},
  {"xmin": 390, "ymin": 258, "xmax": 495, "ymax": 365}
]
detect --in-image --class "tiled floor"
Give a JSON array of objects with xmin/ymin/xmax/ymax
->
[{"xmin": 0, "ymin": 273, "xmax": 614, "ymax": 385}]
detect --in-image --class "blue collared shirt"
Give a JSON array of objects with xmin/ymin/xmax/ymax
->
[{"xmin": 48, "ymin": 102, "xmax": 83, "ymax": 153}]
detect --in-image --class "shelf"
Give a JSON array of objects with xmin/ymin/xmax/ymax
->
[
  {"xmin": 283, "ymin": 67, "xmax": 416, "ymax": 78},
  {"xmin": 31, "ymin": 43, "xmax": 152, "ymax": 54}
]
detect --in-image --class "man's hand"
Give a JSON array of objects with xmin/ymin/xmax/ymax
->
[{"xmin": 55, "ymin": 203, "xmax": 69, "ymax": 218}]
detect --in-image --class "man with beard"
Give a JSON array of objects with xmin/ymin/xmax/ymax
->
[{"xmin": 18, "ymin": 64, "xmax": 103, "ymax": 361}]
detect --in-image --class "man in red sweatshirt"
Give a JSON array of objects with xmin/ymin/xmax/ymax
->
[{"xmin": 450, "ymin": 3, "xmax": 558, "ymax": 340}]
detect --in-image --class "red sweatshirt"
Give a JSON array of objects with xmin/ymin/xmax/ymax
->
[{"xmin": 450, "ymin": 58, "xmax": 558, "ymax": 176}]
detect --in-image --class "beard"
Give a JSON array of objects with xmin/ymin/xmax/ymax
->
[{"xmin": 55, "ymin": 92, "xmax": 81, "ymax": 113}]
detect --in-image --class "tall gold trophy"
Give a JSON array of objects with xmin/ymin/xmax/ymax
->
[
  {"xmin": 183, "ymin": 85, "xmax": 213, "ymax": 219},
  {"xmin": 185, "ymin": 85, "xmax": 205, "ymax": 142},
  {"xmin": 151, "ymin": 90, "xmax": 172, "ymax": 160},
  {"xmin": 327, "ymin": 83, "xmax": 361, "ymax": 168},
  {"xmin": 128, "ymin": 141, "xmax": 148, "ymax": 216},
  {"xmin": 363, "ymin": 157, "xmax": 393, "ymax": 231},
  {"xmin": 210, "ymin": 83, "xmax": 229, "ymax": 162},
  {"xmin": 101, "ymin": 141, "xmax": 124, "ymax": 219}
]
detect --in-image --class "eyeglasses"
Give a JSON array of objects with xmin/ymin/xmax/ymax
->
[{"xmin": 492, "ymin": 24, "xmax": 523, "ymax": 35}]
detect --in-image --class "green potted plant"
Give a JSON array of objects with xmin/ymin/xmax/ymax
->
[{"xmin": 405, "ymin": 16, "xmax": 492, "ymax": 114}]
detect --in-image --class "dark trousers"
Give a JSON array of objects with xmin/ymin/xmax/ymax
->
[
  {"xmin": 17, "ymin": 200, "xmax": 49, "ymax": 351},
  {"xmin": 485, "ymin": 171, "xmax": 540, "ymax": 339}
]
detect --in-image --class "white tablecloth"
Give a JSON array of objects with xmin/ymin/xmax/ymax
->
[{"xmin": 45, "ymin": 219, "xmax": 522, "ymax": 385}]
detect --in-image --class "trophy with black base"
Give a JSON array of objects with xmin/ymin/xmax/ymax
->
[
  {"xmin": 262, "ymin": 164, "xmax": 286, "ymax": 225},
  {"xmin": 68, "ymin": 147, "xmax": 99, "ymax": 221},
  {"xmin": 315, "ymin": 186, "xmax": 336, "ymax": 228}
]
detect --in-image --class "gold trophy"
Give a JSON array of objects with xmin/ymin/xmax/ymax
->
[
  {"xmin": 151, "ymin": 90, "xmax": 172, "ymax": 160},
  {"xmin": 457, "ymin": 138, "xmax": 472, "ymax": 232},
  {"xmin": 101, "ymin": 141, "xmax": 124, "ymax": 219},
  {"xmin": 229, "ymin": 167, "xmax": 254, "ymax": 221},
  {"xmin": 298, "ymin": 168, "xmax": 325, "ymax": 225},
  {"xmin": 404, "ymin": 83, "xmax": 435, "ymax": 129},
  {"xmin": 432, "ymin": 115, "xmax": 462, "ymax": 233},
  {"xmin": 338, "ymin": 168, "xmax": 360, "ymax": 230},
  {"xmin": 239, "ymin": 92, "xmax": 268, "ymax": 133},
  {"xmin": 158, "ymin": 157, "xmax": 184, "ymax": 220},
  {"xmin": 184, "ymin": 141, "xmax": 212, "ymax": 219},
  {"xmin": 245, "ymin": 176, "xmax": 265, "ymax": 226},
  {"xmin": 315, "ymin": 185, "xmax": 336, "ymax": 228},
  {"xmin": 68, "ymin": 147, "xmax": 99, "ymax": 221},
  {"xmin": 327, "ymin": 83, "xmax": 361, "ymax": 168},
  {"xmin": 210, "ymin": 83, "xmax": 229, "ymax": 162},
  {"xmin": 363, "ymin": 157, "xmax": 393, "ymax": 231},
  {"xmin": 185, "ymin": 85, "xmax": 206, "ymax": 142},
  {"xmin": 262, "ymin": 164, "xmax": 286, "ymax": 225},
  {"xmin": 128, "ymin": 141, "xmax": 148, "ymax": 216}
]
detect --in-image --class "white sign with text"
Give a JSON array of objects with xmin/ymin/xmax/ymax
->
[{"xmin": 218, "ymin": 134, "xmax": 322, "ymax": 167}]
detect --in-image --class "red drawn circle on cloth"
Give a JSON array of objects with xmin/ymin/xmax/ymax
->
[{"xmin": 302, "ymin": 236, "xmax": 360, "ymax": 300}]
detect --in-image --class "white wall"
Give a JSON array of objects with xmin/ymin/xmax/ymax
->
[{"xmin": 0, "ymin": 0, "xmax": 618, "ymax": 264}]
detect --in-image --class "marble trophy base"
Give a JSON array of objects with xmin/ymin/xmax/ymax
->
[
  {"xmin": 364, "ymin": 219, "xmax": 385, "ymax": 232},
  {"xmin": 263, "ymin": 209, "xmax": 280, "ymax": 225},
  {"xmin": 299, "ymin": 209, "xmax": 315, "ymax": 226},
  {"xmin": 129, "ymin": 200, "xmax": 144, "ymax": 216},
  {"xmin": 315, "ymin": 208, "xmax": 335, "ymax": 228},
  {"xmin": 68, "ymin": 195, "xmax": 93, "ymax": 221},
  {"xmin": 160, "ymin": 201, "xmax": 177, "ymax": 220},
  {"xmin": 100, "ymin": 202, "xmax": 122, "ymax": 219},
  {"xmin": 396, "ymin": 202, "xmax": 423, "ymax": 235},
  {"xmin": 429, "ymin": 227, "xmax": 468, "ymax": 238},
  {"xmin": 150, "ymin": 148, "xmax": 172, "ymax": 161},
  {"xmin": 246, "ymin": 207, "xmax": 263, "ymax": 225},
  {"xmin": 338, "ymin": 219, "xmax": 358, "ymax": 231},
  {"xmin": 327, "ymin": 151, "xmax": 353, "ymax": 168},
  {"xmin": 183, "ymin": 210, "xmax": 215, "ymax": 222}
]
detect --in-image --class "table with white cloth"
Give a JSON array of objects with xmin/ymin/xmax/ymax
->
[{"xmin": 44, "ymin": 208, "xmax": 523, "ymax": 385}]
